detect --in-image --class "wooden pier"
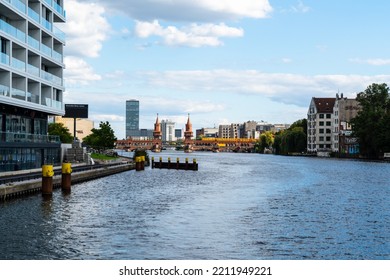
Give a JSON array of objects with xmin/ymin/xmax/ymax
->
[{"xmin": 151, "ymin": 157, "xmax": 198, "ymax": 171}]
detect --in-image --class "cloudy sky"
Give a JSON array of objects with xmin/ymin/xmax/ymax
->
[{"xmin": 61, "ymin": 0, "xmax": 390, "ymax": 139}]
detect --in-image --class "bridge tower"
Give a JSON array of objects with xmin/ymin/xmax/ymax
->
[
  {"xmin": 184, "ymin": 114, "xmax": 194, "ymax": 152},
  {"xmin": 152, "ymin": 114, "xmax": 162, "ymax": 152}
]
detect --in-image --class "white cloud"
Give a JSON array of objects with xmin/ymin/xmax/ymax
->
[
  {"xmin": 291, "ymin": 1, "xmax": 310, "ymax": 13},
  {"xmin": 62, "ymin": 0, "xmax": 110, "ymax": 58},
  {"xmin": 282, "ymin": 58, "xmax": 293, "ymax": 63},
  {"xmin": 76, "ymin": 0, "xmax": 272, "ymax": 22},
  {"xmin": 140, "ymin": 70, "xmax": 390, "ymax": 106},
  {"xmin": 64, "ymin": 56, "xmax": 101, "ymax": 85},
  {"xmin": 90, "ymin": 114, "xmax": 125, "ymax": 122},
  {"xmin": 134, "ymin": 20, "xmax": 243, "ymax": 47},
  {"xmin": 350, "ymin": 58, "xmax": 390, "ymax": 66}
]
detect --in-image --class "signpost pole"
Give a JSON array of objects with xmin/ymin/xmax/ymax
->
[{"xmin": 73, "ymin": 117, "xmax": 77, "ymax": 141}]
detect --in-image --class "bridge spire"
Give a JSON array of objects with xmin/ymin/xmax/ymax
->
[{"xmin": 153, "ymin": 113, "xmax": 161, "ymax": 139}]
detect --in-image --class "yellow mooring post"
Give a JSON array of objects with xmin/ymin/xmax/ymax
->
[
  {"xmin": 135, "ymin": 157, "xmax": 141, "ymax": 171},
  {"xmin": 61, "ymin": 162, "xmax": 72, "ymax": 193},
  {"xmin": 42, "ymin": 165, "xmax": 54, "ymax": 196}
]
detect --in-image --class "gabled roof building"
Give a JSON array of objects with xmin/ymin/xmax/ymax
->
[{"xmin": 307, "ymin": 97, "xmax": 336, "ymax": 153}]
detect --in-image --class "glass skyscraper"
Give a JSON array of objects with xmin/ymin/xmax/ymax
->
[{"xmin": 125, "ymin": 99, "xmax": 139, "ymax": 138}]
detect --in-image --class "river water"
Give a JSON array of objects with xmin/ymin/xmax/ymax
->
[{"xmin": 0, "ymin": 151, "xmax": 389, "ymax": 260}]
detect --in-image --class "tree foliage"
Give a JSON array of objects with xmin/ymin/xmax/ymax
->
[
  {"xmin": 351, "ymin": 83, "xmax": 390, "ymax": 159},
  {"xmin": 255, "ymin": 131, "xmax": 274, "ymax": 153},
  {"xmin": 273, "ymin": 119, "xmax": 307, "ymax": 155},
  {"xmin": 48, "ymin": 123, "xmax": 73, "ymax": 143},
  {"xmin": 83, "ymin": 121, "xmax": 117, "ymax": 150}
]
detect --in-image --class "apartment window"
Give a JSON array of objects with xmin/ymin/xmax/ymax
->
[
  {"xmin": 319, "ymin": 121, "xmax": 324, "ymax": 126},
  {"xmin": 326, "ymin": 136, "xmax": 331, "ymax": 141},
  {"xmin": 326, "ymin": 121, "xmax": 331, "ymax": 126},
  {"xmin": 326, "ymin": 129, "xmax": 331, "ymax": 134},
  {"xmin": 319, "ymin": 129, "xmax": 324, "ymax": 133},
  {"xmin": 319, "ymin": 114, "xmax": 324, "ymax": 119},
  {"xmin": 319, "ymin": 136, "xmax": 324, "ymax": 141},
  {"xmin": 326, "ymin": 114, "xmax": 331, "ymax": 118}
]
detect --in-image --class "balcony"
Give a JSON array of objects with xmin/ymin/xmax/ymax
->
[
  {"xmin": 3, "ymin": 0, "xmax": 66, "ymax": 42},
  {"xmin": 0, "ymin": 18, "xmax": 26, "ymax": 43},
  {"xmin": 0, "ymin": 84, "xmax": 10, "ymax": 97},
  {"xmin": 0, "ymin": 131, "xmax": 60, "ymax": 144},
  {"xmin": 41, "ymin": 70, "xmax": 62, "ymax": 86}
]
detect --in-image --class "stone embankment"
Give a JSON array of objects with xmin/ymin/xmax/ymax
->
[{"xmin": 0, "ymin": 162, "xmax": 135, "ymax": 201}]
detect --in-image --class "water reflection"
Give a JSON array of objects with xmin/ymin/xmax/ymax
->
[{"xmin": 1, "ymin": 152, "xmax": 389, "ymax": 259}]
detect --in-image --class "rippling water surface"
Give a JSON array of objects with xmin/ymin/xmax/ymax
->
[{"xmin": 1, "ymin": 152, "xmax": 389, "ymax": 259}]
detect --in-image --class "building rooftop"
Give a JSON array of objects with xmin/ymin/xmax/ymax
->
[{"xmin": 313, "ymin": 98, "xmax": 336, "ymax": 113}]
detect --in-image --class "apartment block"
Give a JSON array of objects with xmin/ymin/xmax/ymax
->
[
  {"xmin": 0, "ymin": 0, "xmax": 65, "ymax": 172},
  {"xmin": 161, "ymin": 119, "xmax": 175, "ymax": 142},
  {"xmin": 307, "ymin": 97, "xmax": 336, "ymax": 153}
]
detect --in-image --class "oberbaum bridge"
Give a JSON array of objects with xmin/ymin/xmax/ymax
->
[{"xmin": 115, "ymin": 115, "xmax": 257, "ymax": 153}]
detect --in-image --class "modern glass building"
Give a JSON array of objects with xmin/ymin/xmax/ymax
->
[
  {"xmin": 125, "ymin": 99, "xmax": 139, "ymax": 138},
  {"xmin": 0, "ymin": 0, "xmax": 66, "ymax": 172}
]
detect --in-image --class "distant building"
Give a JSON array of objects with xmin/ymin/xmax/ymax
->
[
  {"xmin": 218, "ymin": 125, "xmax": 230, "ymax": 138},
  {"xmin": 230, "ymin": 123, "xmax": 241, "ymax": 138},
  {"xmin": 161, "ymin": 119, "xmax": 175, "ymax": 142},
  {"xmin": 175, "ymin": 129, "xmax": 182, "ymax": 140},
  {"xmin": 140, "ymin": 129, "xmax": 153, "ymax": 138},
  {"xmin": 271, "ymin": 124, "xmax": 290, "ymax": 133},
  {"xmin": 333, "ymin": 94, "xmax": 360, "ymax": 155},
  {"xmin": 125, "ymin": 99, "xmax": 139, "ymax": 138},
  {"xmin": 256, "ymin": 122, "xmax": 273, "ymax": 133},
  {"xmin": 307, "ymin": 97, "xmax": 336, "ymax": 154},
  {"xmin": 243, "ymin": 121, "xmax": 257, "ymax": 138},
  {"xmin": 196, "ymin": 127, "xmax": 218, "ymax": 138},
  {"xmin": 55, "ymin": 116, "xmax": 94, "ymax": 142}
]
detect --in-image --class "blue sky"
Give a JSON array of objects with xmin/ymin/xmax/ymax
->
[{"xmin": 61, "ymin": 0, "xmax": 390, "ymax": 139}]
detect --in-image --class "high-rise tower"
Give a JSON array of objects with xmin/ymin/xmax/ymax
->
[{"xmin": 125, "ymin": 99, "xmax": 139, "ymax": 138}]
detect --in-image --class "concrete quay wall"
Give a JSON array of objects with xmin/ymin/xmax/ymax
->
[{"xmin": 0, "ymin": 163, "xmax": 135, "ymax": 201}]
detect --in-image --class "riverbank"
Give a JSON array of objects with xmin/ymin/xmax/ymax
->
[{"xmin": 0, "ymin": 162, "xmax": 135, "ymax": 201}]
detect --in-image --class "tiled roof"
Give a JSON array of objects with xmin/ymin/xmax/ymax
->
[{"xmin": 313, "ymin": 98, "xmax": 336, "ymax": 113}]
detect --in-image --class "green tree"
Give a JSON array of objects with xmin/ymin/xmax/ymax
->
[
  {"xmin": 351, "ymin": 83, "xmax": 390, "ymax": 159},
  {"xmin": 273, "ymin": 119, "xmax": 307, "ymax": 155},
  {"xmin": 83, "ymin": 121, "xmax": 117, "ymax": 150},
  {"xmin": 256, "ymin": 131, "xmax": 274, "ymax": 153},
  {"xmin": 48, "ymin": 123, "xmax": 73, "ymax": 143}
]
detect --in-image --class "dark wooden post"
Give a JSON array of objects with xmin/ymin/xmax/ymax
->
[
  {"xmin": 42, "ymin": 165, "xmax": 54, "ymax": 196},
  {"xmin": 61, "ymin": 162, "xmax": 72, "ymax": 193}
]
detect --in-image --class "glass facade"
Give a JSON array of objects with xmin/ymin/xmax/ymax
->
[
  {"xmin": 1, "ymin": 104, "xmax": 61, "ymax": 172},
  {"xmin": 0, "ymin": 147, "xmax": 60, "ymax": 172},
  {"xmin": 125, "ymin": 99, "xmax": 140, "ymax": 138}
]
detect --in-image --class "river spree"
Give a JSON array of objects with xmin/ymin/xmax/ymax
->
[{"xmin": 1, "ymin": 152, "xmax": 389, "ymax": 260}]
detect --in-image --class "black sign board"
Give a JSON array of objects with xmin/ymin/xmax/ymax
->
[{"xmin": 64, "ymin": 104, "xmax": 88, "ymax": 118}]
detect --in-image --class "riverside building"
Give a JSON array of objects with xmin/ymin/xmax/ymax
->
[
  {"xmin": 307, "ymin": 97, "xmax": 336, "ymax": 155},
  {"xmin": 0, "ymin": 0, "xmax": 66, "ymax": 172}
]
